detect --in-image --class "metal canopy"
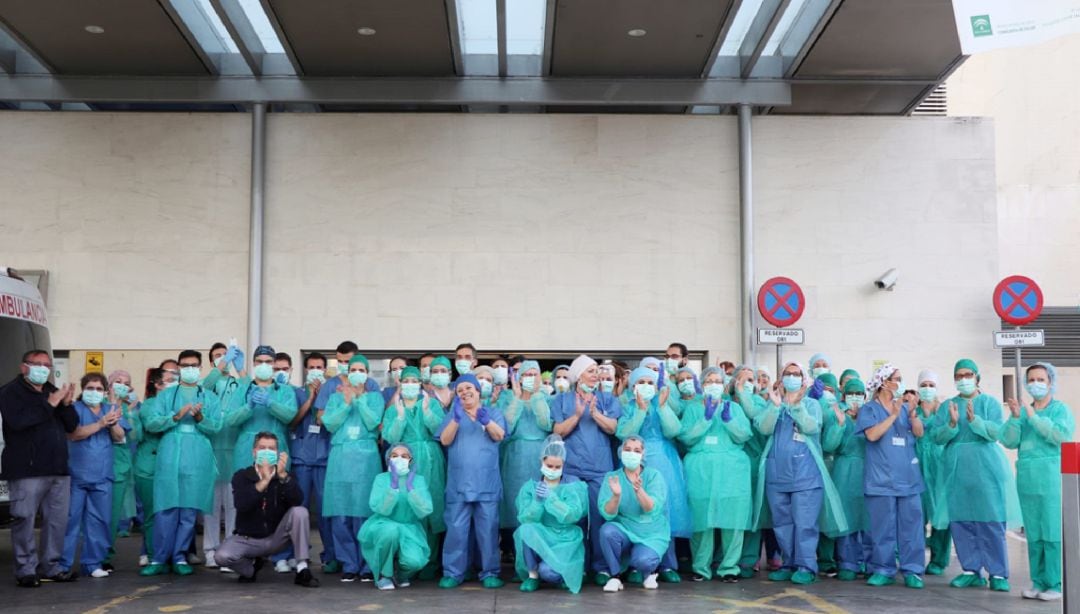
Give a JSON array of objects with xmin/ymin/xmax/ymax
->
[{"xmin": 0, "ymin": 0, "xmax": 965, "ymax": 114}]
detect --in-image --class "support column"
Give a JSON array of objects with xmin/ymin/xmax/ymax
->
[
  {"xmin": 247, "ymin": 102, "xmax": 266, "ymax": 349},
  {"xmin": 738, "ymin": 104, "xmax": 755, "ymax": 366}
]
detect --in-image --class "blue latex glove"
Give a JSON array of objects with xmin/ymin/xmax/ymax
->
[
  {"xmin": 223, "ymin": 345, "xmax": 239, "ymax": 366},
  {"xmin": 251, "ymin": 387, "xmax": 270, "ymax": 406},
  {"xmin": 720, "ymin": 401, "xmax": 732, "ymax": 423},
  {"xmin": 477, "ymin": 406, "xmax": 491, "ymax": 426},
  {"xmin": 535, "ymin": 482, "xmax": 549, "ymax": 499},
  {"xmin": 451, "ymin": 399, "xmax": 465, "ymax": 423},
  {"xmin": 406, "ymin": 471, "xmax": 416, "ymax": 492},
  {"xmin": 657, "ymin": 368, "xmax": 666, "ymax": 390},
  {"xmin": 232, "ymin": 349, "xmax": 245, "ymax": 373},
  {"xmin": 390, "ymin": 470, "xmax": 400, "ymax": 490},
  {"xmin": 704, "ymin": 399, "xmax": 718, "ymax": 421},
  {"xmin": 807, "ymin": 378, "xmax": 824, "ymax": 400}
]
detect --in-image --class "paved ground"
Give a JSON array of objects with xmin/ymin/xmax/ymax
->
[{"xmin": 0, "ymin": 528, "xmax": 1060, "ymax": 613}]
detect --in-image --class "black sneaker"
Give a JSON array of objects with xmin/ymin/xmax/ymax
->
[
  {"xmin": 721, "ymin": 574, "xmax": 740, "ymax": 583},
  {"xmin": 16, "ymin": 575, "xmax": 41, "ymax": 588},
  {"xmin": 295, "ymin": 568, "xmax": 320, "ymax": 588},
  {"xmin": 341, "ymin": 573, "xmax": 358, "ymax": 583},
  {"xmin": 691, "ymin": 574, "xmax": 707, "ymax": 582},
  {"xmin": 44, "ymin": 571, "xmax": 77, "ymax": 583},
  {"xmin": 102, "ymin": 563, "xmax": 115, "ymax": 573},
  {"xmin": 359, "ymin": 573, "xmax": 374, "ymax": 583}
]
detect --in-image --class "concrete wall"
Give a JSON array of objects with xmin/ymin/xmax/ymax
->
[{"xmin": 0, "ymin": 112, "xmax": 1000, "ymax": 398}]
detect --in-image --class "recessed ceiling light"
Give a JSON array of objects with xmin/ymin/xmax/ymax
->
[
  {"xmin": 85, "ymin": 25, "xmax": 105, "ymax": 34},
  {"xmin": 627, "ymin": 28, "xmax": 647, "ymax": 37},
  {"xmin": 357, "ymin": 27, "xmax": 376, "ymax": 36}
]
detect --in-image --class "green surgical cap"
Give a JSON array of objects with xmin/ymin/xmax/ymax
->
[
  {"xmin": 954, "ymin": 358, "xmax": 979, "ymax": 375},
  {"xmin": 843, "ymin": 378, "xmax": 866, "ymax": 395},
  {"xmin": 840, "ymin": 369, "xmax": 860, "ymax": 383},
  {"xmin": 348, "ymin": 354, "xmax": 369, "ymax": 369},
  {"xmin": 401, "ymin": 366, "xmax": 420, "ymax": 380},
  {"xmin": 815, "ymin": 373, "xmax": 839, "ymax": 390},
  {"xmin": 432, "ymin": 356, "xmax": 451, "ymax": 369}
]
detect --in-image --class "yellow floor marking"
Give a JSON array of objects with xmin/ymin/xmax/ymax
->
[
  {"xmin": 82, "ymin": 585, "xmax": 163, "ymax": 614},
  {"xmin": 355, "ymin": 605, "xmax": 383, "ymax": 611},
  {"xmin": 702, "ymin": 587, "xmax": 850, "ymax": 614},
  {"xmin": 158, "ymin": 606, "xmax": 192, "ymax": 612}
]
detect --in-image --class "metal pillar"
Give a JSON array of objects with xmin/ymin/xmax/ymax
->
[
  {"xmin": 247, "ymin": 102, "xmax": 266, "ymax": 349},
  {"xmin": 738, "ymin": 104, "xmax": 755, "ymax": 366}
]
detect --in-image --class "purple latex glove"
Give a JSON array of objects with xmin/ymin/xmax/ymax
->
[
  {"xmin": 390, "ymin": 470, "xmax": 400, "ymax": 490},
  {"xmin": 720, "ymin": 401, "xmax": 732, "ymax": 423},
  {"xmin": 535, "ymin": 482, "xmax": 549, "ymax": 499},
  {"xmin": 451, "ymin": 399, "xmax": 465, "ymax": 423},
  {"xmin": 807, "ymin": 379, "xmax": 824, "ymax": 400},
  {"xmin": 406, "ymin": 471, "xmax": 416, "ymax": 492},
  {"xmin": 704, "ymin": 398, "xmax": 718, "ymax": 421},
  {"xmin": 657, "ymin": 368, "xmax": 666, "ymax": 390},
  {"xmin": 477, "ymin": 406, "xmax": 492, "ymax": 426}
]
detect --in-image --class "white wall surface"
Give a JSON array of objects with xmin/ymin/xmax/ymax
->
[{"xmin": 0, "ymin": 112, "xmax": 1001, "ymax": 399}]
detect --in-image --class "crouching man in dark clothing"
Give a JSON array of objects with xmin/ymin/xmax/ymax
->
[{"xmin": 215, "ymin": 432, "xmax": 319, "ymax": 587}]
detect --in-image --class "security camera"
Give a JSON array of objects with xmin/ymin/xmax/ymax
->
[{"xmin": 874, "ymin": 268, "xmax": 898, "ymax": 291}]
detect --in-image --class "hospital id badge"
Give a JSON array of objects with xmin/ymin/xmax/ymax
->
[
  {"xmin": 792, "ymin": 431, "xmax": 805, "ymax": 443},
  {"xmin": 891, "ymin": 436, "xmax": 905, "ymax": 447},
  {"xmin": 308, "ymin": 424, "xmax": 322, "ymax": 435},
  {"xmin": 704, "ymin": 436, "xmax": 719, "ymax": 445},
  {"xmin": 347, "ymin": 426, "xmax": 361, "ymax": 439},
  {"xmin": 178, "ymin": 423, "xmax": 196, "ymax": 433}
]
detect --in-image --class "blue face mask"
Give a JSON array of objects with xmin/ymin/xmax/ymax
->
[
  {"xmin": 664, "ymin": 358, "xmax": 680, "ymax": 374},
  {"xmin": 493, "ymin": 367, "xmax": 509, "ymax": 385},
  {"xmin": 389, "ymin": 456, "xmax": 410, "ymax": 476},
  {"xmin": 677, "ymin": 379, "xmax": 696, "ymax": 396},
  {"xmin": 521, "ymin": 375, "xmax": 537, "ymax": 393},
  {"xmin": 1026, "ymin": 381, "xmax": 1049, "ymax": 400},
  {"xmin": 306, "ymin": 369, "xmax": 325, "ymax": 385},
  {"xmin": 703, "ymin": 383, "xmax": 724, "ymax": 399},
  {"xmin": 918, "ymin": 386, "xmax": 936, "ymax": 402},
  {"xmin": 541, "ymin": 465, "xmax": 562, "ymax": 481},
  {"xmin": 420, "ymin": 366, "xmax": 431, "ymax": 383},
  {"xmin": 844, "ymin": 394, "xmax": 864, "ymax": 408},
  {"xmin": 430, "ymin": 372, "xmax": 450, "ymax": 388},
  {"xmin": 26, "ymin": 365, "xmax": 50, "ymax": 385},
  {"xmin": 83, "ymin": 389, "xmax": 105, "ymax": 406},
  {"xmin": 255, "ymin": 449, "xmax": 278, "ymax": 466},
  {"xmin": 956, "ymin": 377, "xmax": 977, "ymax": 396},
  {"xmin": 579, "ymin": 382, "xmax": 597, "ymax": 394},
  {"xmin": 634, "ymin": 383, "xmax": 656, "ymax": 401},
  {"xmin": 600, "ymin": 380, "xmax": 615, "ymax": 393},
  {"xmin": 820, "ymin": 391, "xmax": 836, "ymax": 406},
  {"xmin": 400, "ymin": 382, "xmax": 421, "ymax": 400},
  {"xmin": 253, "ymin": 363, "xmax": 273, "ymax": 381},
  {"xmin": 479, "ymin": 380, "xmax": 493, "ymax": 398},
  {"xmin": 348, "ymin": 371, "xmax": 368, "ymax": 387},
  {"xmin": 112, "ymin": 382, "xmax": 131, "ymax": 399},
  {"xmin": 782, "ymin": 375, "xmax": 803, "ymax": 392},
  {"xmin": 455, "ymin": 359, "xmax": 472, "ymax": 375},
  {"xmin": 180, "ymin": 366, "xmax": 201, "ymax": 385},
  {"xmin": 741, "ymin": 381, "xmax": 755, "ymax": 397},
  {"xmin": 620, "ymin": 450, "xmax": 643, "ymax": 471}
]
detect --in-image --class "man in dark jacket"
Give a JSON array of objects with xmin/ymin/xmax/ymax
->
[
  {"xmin": 214, "ymin": 432, "xmax": 319, "ymax": 587},
  {"xmin": 0, "ymin": 350, "xmax": 79, "ymax": 587}
]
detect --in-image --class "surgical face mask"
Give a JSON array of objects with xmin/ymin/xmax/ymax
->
[
  {"xmin": 255, "ymin": 449, "xmax": 278, "ymax": 466},
  {"xmin": 390, "ymin": 368, "xmax": 403, "ymax": 384},
  {"xmin": 252, "ymin": 363, "xmax": 273, "ymax": 381},
  {"xmin": 83, "ymin": 389, "xmax": 105, "ymax": 406},
  {"xmin": 420, "ymin": 366, "xmax": 431, "ymax": 383},
  {"xmin": 348, "ymin": 371, "xmax": 368, "ymax": 387},
  {"xmin": 26, "ymin": 365, "xmax": 50, "ymax": 385},
  {"xmin": 634, "ymin": 383, "xmax": 657, "ymax": 401},
  {"xmin": 164, "ymin": 379, "xmax": 179, "ymax": 389},
  {"xmin": 579, "ymin": 382, "xmax": 597, "ymax": 394},
  {"xmin": 1026, "ymin": 381, "xmax": 1050, "ymax": 400},
  {"xmin": 678, "ymin": 375, "xmax": 695, "ymax": 394},
  {"xmin": 703, "ymin": 383, "xmax": 724, "ymax": 399},
  {"xmin": 723, "ymin": 374, "xmax": 733, "ymax": 387},
  {"xmin": 430, "ymin": 372, "xmax": 450, "ymax": 388},
  {"xmin": 844, "ymin": 394, "xmax": 864, "ymax": 408},
  {"xmin": 112, "ymin": 382, "xmax": 131, "ymax": 399},
  {"xmin": 479, "ymin": 380, "xmax": 493, "ymax": 398},
  {"xmin": 600, "ymin": 380, "xmax": 615, "ymax": 393},
  {"xmin": 541, "ymin": 384, "xmax": 555, "ymax": 395},
  {"xmin": 554, "ymin": 377, "xmax": 570, "ymax": 393},
  {"xmin": 820, "ymin": 391, "xmax": 837, "ymax": 406},
  {"xmin": 306, "ymin": 369, "xmax": 325, "ymax": 385},
  {"xmin": 455, "ymin": 359, "xmax": 472, "ymax": 375},
  {"xmin": 493, "ymin": 367, "xmax": 509, "ymax": 385},
  {"xmin": 541, "ymin": 465, "xmax": 562, "ymax": 481},
  {"xmin": 389, "ymin": 456, "xmax": 410, "ymax": 476},
  {"xmin": 812, "ymin": 367, "xmax": 830, "ymax": 378},
  {"xmin": 180, "ymin": 366, "xmax": 201, "ymax": 384},
  {"xmin": 891, "ymin": 381, "xmax": 905, "ymax": 398},
  {"xmin": 213, "ymin": 356, "xmax": 225, "ymax": 368},
  {"xmin": 400, "ymin": 382, "xmax": 421, "ymax": 400},
  {"xmin": 664, "ymin": 358, "xmax": 679, "ymax": 374},
  {"xmin": 781, "ymin": 374, "xmax": 803, "ymax": 392},
  {"xmin": 956, "ymin": 377, "xmax": 977, "ymax": 396},
  {"xmin": 918, "ymin": 386, "xmax": 936, "ymax": 402},
  {"xmin": 274, "ymin": 371, "xmax": 289, "ymax": 385},
  {"xmin": 521, "ymin": 375, "xmax": 537, "ymax": 393},
  {"xmin": 741, "ymin": 381, "xmax": 755, "ymax": 397},
  {"xmin": 620, "ymin": 450, "xmax": 643, "ymax": 471}
]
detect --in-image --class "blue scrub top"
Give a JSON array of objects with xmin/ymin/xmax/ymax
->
[
  {"xmin": 69, "ymin": 400, "xmax": 131, "ymax": 484},
  {"xmin": 436, "ymin": 406, "xmax": 508, "ymax": 504},
  {"xmin": 382, "ymin": 385, "xmax": 397, "ymax": 405},
  {"xmin": 766, "ymin": 409, "xmax": 824, "ymax": 492},
  {"xmin": 289, "ymin": 386, "xmax": 330, "ymax": 466},
  {"xmin": 549, "ymin": 391, "xmax": 623, "ymax": 480},
  {"xmin": 856, "ymin": 400, "xmax": 925, "ymax": 497}
]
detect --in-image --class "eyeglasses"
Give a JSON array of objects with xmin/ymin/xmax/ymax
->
[
  {"xmin": 273, "ymin": 368, "xmax": 290, "ymax": 373},
  {"xmin": 178, "ymin": 363, "xmax": 200, "ymax": 369},
  {"xmin": 253, "ymin": 358, "xmax": 273, "ymax": 365},
  {"xmin": 24, "ymin": 361, "xmax": 52, "ymax": 368},
  {"xmin": 664, "ymin": 354, "xmax": 681, "ymax": 360},
  {"xmin": 83, "ymin": 386, "xmax": 105, "ymax": 392}
]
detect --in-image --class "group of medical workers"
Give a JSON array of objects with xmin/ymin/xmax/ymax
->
[{"xmin": 4, "ymin": 340, "xmax": 1071, "ymax": 601}]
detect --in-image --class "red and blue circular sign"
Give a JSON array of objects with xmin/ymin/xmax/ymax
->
[
  {"xmin": 757, "ymin": 277, "xmax": 805, "ymax": 328},
  {"xmin": 993, "ymin": 275, "xmax": 1043, "ymax": 326}
]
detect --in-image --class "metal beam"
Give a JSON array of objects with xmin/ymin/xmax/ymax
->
[
  {"xmin": 739, "ymin": 0, "xmax": 793, "ymax": 79},
  {"xmin": 210, "ymin": 0, "xmax": 266, "ymax": 76},
  {"xmin": 0, "ymin": 74, "xmax": 793, "ymax": 107},
  {"xmin": 700, "ymin": 0, "xmax": 745, "ymax": 78},
  {"xmin": 258, "ymin": 0, "xmax": 304, "ymax": 75},
  {"xmin": 540, "ymin": 0, "xmax": 557, "ymax": 76},
  {"xmin": 738, "ymin": 104, "xmax": 754, "ymax": 366},
  {"xmin": 247, "ymin": 102, "xmax": 266, "ymax": 349},
  {"xmin": 157, "ymin": 0, "xmax": 221, "ymax": 75},
  {"xmin": 445, "ymin": 0, "xmax": 465, "ymax": 76},
  {"xmin": 496, "ymin": 0, "xmax": 508, "ymax": 78},
  {"xmin": 0, "ymin": 17, "xmax": 56, "ymax": 74},
  {"xmin": 781, "ymin": 0, "xmax": 843, "ymax": 78}
]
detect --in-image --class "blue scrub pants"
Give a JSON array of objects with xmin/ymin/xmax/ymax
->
[
  {"xmin": 866, "ymin": 494, "xmax": 925, "ymax": 577},
  {"xmin": 152, "ymin": 507, "xmax": 197, "ymax": 565},
  {"xmin": 61, "ymin": 480, "xmax": 112, "ymax": 574},
  {"xmin": 523, "ymin": 545, "xmax": 564, "ymax": 585},
  {"xmin": 836, "ymin": 531, "xmax": 871, "ymax": 572},
  {"xmin": 578, "ymin": 475, "xmax": 606, "ymax": 573},
  {"xmin": 443, "ymin": 500, "xmax": 500, "ymax": 581},
  {"xmin": 600, "ymin": 523, "xmax": 660, "ymax": 576},
  {"xmin": 294, "ymin": 464, "xmax": 334, "ymax": 563},
  {"xmin": 330, "ymin": 516, "xmax": 368, "ymax": 574},
  {"xmin": 950, "ymin": 520, "xmax": 1008, "ymax": 578},
  {"xmin": 767, "ymin": 486, "xmax": 823, "ymax": 573}
]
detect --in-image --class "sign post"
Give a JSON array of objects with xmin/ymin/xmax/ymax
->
[
  {"xmin": 992, "ymin": 275, "xmax": 1044, "ymax": 401},
  {"xmin": 1062, "ymin": 442, "xmax": 1080, "ymax": 613},
  {"xmin": 757, "ymin": 277, "xmax": 806, "ymax": 378}
]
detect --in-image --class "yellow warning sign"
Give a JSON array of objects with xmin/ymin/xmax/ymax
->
[{"xmin": 85, "ymin": 351, "xmax": 104, "ymax": 374}]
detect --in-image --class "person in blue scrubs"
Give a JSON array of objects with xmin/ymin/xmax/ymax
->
[
  {"xmin": 437, "ymin": 374, "xmax": 507, "ymax": 589},
  {"xmin": 286, "ymin": 352, "xmax": 336, "ymax": 572},
  {"xmin": 857, "ymin": 364, "xmax": 926, "ymax": 588},
  {"xmin": 381, "ymin": 356, "xmax": 408, "ymax": 406},
  {"xmin": 313, "ymin": 341, "xmax": 382, "ymax": 421},
  {"xmin": 61, "ymin": 373, "xmax": 130, "ymax": 578},
  {"xmin": 753, "ymin": 362, "xmax": 846, "ymax": 586},
  {"xmin": 550, "ymin": 354, "xmax": 622, "ymax": 584}
]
